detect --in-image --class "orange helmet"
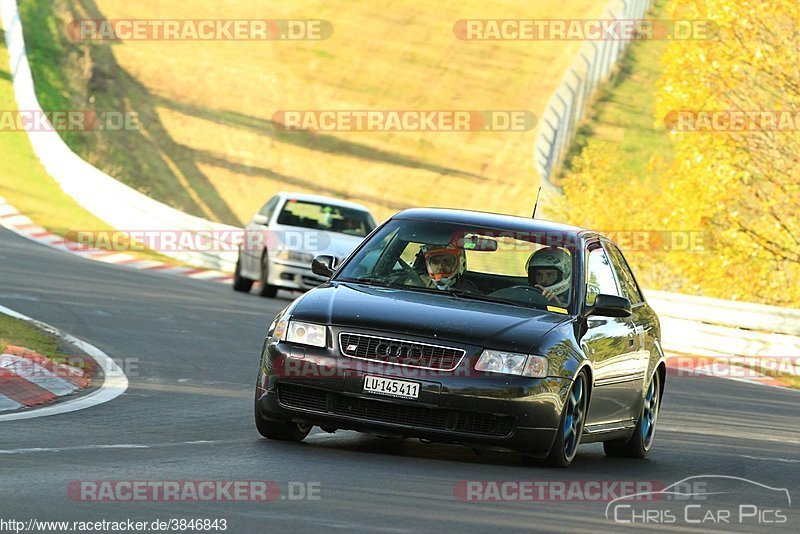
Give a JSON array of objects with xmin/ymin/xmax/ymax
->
[{"xmin": 423, "ymin": 245, "xmax": 466, "ymax": 289}]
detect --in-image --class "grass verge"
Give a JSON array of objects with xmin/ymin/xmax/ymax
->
[
  {"xmin": 0, "ymin": 312, "xmax": 101, "ymax": 390},
  {"xmin": 0, "ymin": 313, "xmax": 66, "ymax": 360}
]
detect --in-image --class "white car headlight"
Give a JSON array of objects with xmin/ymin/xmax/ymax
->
[
  {"xmin": 276, "ymin": 250, "xmax": 315, "ymax": 263},
  {"xmin": 475, "ymin": 350, "xmax": 548, "ymax": 378},
  {"xmin": 285, "ymin": 321, "xmax": 327, "ymax": 347}
]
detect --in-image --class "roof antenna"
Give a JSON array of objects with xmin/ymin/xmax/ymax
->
[{"xmin": 531, "ymin": 186, "xmax": 542, "ymax": 218}]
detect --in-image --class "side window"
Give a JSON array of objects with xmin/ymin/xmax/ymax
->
[
  {"xmin": 585, "ymin": 246, "xmax": 620, "ymax": 306},
  {"xmin": 258, "ymin": 197, "xmax": 280, "ymax": 221},
  {"xmin": 604, "ymin": 243, "xmax": 644, "ymax": 304}
]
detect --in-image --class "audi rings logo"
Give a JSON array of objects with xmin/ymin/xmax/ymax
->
[{"xmin": 373, "ymin": 342, "xmax": 424, "ymax": 365}]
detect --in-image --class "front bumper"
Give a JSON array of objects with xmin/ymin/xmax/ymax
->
[
  {"xmin": 256, "ymin": 340, "xmax": 571, "ymax": 454},
  {"xmin": 267, "ymin": 258, "xmax": 327, "ymax": 290}
]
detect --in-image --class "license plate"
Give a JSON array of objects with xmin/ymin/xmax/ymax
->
[{"xmin": 363, "ymin": 375, "xmax": 420, "ymax": 399}]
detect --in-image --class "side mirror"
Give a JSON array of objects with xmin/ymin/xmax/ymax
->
[
  {"xmin": 311, "ymin": 255, "xmax": 335, "ymax": 278},
  {"xmin": 584, "ymin": 294, "xmax": 632, "ymax": 318},
  {"xmin": 253, "ymin": 214, "xmax": 269, "ymax": 226}
]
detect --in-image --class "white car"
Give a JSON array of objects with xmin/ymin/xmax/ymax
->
[{"xmin": 233, "ymin": 192, "xmax": 376, "ymax": 297}]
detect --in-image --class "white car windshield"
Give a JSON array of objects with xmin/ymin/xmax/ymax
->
[{"xmin": 277, "ymin": 200, "xmax": 375, "ymax": 237}]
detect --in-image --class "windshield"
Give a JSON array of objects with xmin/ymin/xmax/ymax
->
[
  {"xmin": 336, "ymin": 219, "xmax": 576, "ymax": 312},
  {"xmin": 277, "ymin": 200, "xmax": 376, "ymax": 237}
]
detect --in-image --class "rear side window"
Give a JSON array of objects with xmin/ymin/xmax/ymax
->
[
  {"xmin": 604, "ymin": 243, "xmax": 644, "ymax": 304},
  {"xmin": 585, "ymin": 246, "xmax": 620, "ymax": 305}
]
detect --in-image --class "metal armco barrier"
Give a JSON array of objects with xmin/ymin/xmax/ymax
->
[
  {"xmin": 534, "ymin": 0, "xmax": 652, "ymax": 183},
  {"xmin": 647, "ymin": 290, "xmax": 800, "ymax": 358}
]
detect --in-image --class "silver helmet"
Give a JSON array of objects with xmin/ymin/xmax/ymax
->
[{"xmin": 526, "ymin": 247, "xmax": 571, "ymax": 297}]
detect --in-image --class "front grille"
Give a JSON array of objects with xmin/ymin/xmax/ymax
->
[
  {"xmin": 277, "ymin": 383, "xmax": 515, "ymax": 437},
  {"xmin": 338, "ymin": 333, "xmax": 465, "ymax": 371},
  {"xmin": 334, "ymin": 394, "xmax": 449, "ymax": 429}
]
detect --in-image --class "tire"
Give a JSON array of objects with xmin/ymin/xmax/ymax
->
[
  {"xmin": 541, "ymin": 371, "xmax": 588, "ymax": 467},
  {"xmin": 254, "ymin": 391, "xmax": 312, "ymax": 441},
  {"xmin": 258, "ymin": 252, "xmax": 279, "ymax": 298},
  {"xmin": 232, "ymin": 255, "xmax": 254, "ymax": 293},
  {"xmin": 603, "ymin": 370, "xmax": 661, "ymax": 459}
]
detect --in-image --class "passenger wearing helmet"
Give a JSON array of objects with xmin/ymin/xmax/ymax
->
[
  {"xmin": 526, "ymin": 247, "xmax": 571, "ymax": 305},
  {"xmin": 419, "ymin": 244, "xmax": 478, "ymax": 292}
]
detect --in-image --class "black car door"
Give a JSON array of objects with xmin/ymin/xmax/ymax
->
[
  {"xmin": 604, "ymin": 241, "xmax": 653, "ymax": 413},
  {"xmin": 582, "ymin": 242, "xmax": 639, "ymax": 426}
]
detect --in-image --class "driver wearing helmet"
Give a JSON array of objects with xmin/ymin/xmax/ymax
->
[
  {"xmin": 420, "ymin": 244, "xmax": 478, "ymax": 292},
  {"xmin": 526, "ymin": 247, "xmax": 571, "ymax": 305}
]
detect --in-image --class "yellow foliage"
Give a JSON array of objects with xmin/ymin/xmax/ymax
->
[
  {"xmin": 554, "ymin": 0, "xmax": 800, "ymax": 307},
  {"xmin": 655, "ymin": 0, "xmax": 800, "ymax": 305},
  {"xmin": 548, "ymin": 140, "xmax": 683, "ymax": 293}
]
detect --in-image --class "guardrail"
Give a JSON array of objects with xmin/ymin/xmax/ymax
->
[
  {"xmin": 647, "ymin": 290, "xmax": 800, "ymax": 337},
  {"xmin": 647, "ymin": 290, "xmax": 800, "ymax": 358},
  {"xmin": 534, "ymin": 0, "xmax": 653, "ymax": 183},
  {"xmin": 0, "ymin": 0, "xmax": 238, "ymax": 272}
]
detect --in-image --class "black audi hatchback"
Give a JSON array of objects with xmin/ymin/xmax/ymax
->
[{"xmin": 254, "ymin": 208, "xmax": 665, "ymax": 466}]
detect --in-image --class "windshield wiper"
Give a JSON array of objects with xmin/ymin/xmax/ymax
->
[
  {"xmin": 384, "ymin": 284, "xmax": 533, "ymax": 306},
  {"xmin": 339, "ymin": 276, "xmax": 394, "ymax": 288},
  {"xmin": 442, "ymin": 289, "xmax": 522, "ymax": 306},
  {"xmin": 443, "ymin": 289, "xmax": 561, "ymax": 311},
  {"xmin": 339, "ymin": 279, "xmax": 558, "ymax": 311}
]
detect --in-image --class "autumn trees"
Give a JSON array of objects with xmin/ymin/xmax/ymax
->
[{"xmin": 554, "ymin": 0, "xmax": 800, "ymax": 306}]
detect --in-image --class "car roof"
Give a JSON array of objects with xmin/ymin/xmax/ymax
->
[
  {"xmin": 276, "ymin": 191, "xmax": 372, "ymax": 213},
  {"xmin": 392, "ymin": 207, "xmax": 602, "ymax": 239}
]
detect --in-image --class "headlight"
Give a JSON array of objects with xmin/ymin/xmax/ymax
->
[
  {"xmin": 475, "ymin": 350, "xmax": 548, "ymax": 378},
  {"xmin": 276, "ymin": 250, "xmax": 315, "ymax": 263},
  {"xmin": 285, "ymin": 321, "xmax": 327, "ymax": 347}
]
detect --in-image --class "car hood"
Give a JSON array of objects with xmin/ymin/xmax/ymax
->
[{"xmin": 289, "ymin": 282, "xmax": 570, "ymax": 353}]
